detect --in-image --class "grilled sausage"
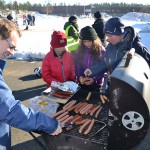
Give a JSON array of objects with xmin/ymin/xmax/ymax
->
[
  {"xmin": 75, "ymin": 103, "xmax": 88, "ymax": 114},
  {"xmin": 52, "ymin": 92, "xmax": 72, "ymax": 99},
  {"xmin": 67, "ymin": 102, "xmax": 82, "ymax": 112},
  {"xmin": 62, "ymin": 116, "xmax": 74, "ymax": 124},
  {"xmin": 63, "ymin": 100, "xmax": 75, "ymax": 110},
  {"xmin": 63, "ymin": 100, "xmax": 76, "ymax": 111},
  {"xmin": 71, "ymin": 115, "xmax": 82, "ymax": 123},
  {"xmin": 79, "ymin": 119, "xmax": 92, "ymax": 133},
  {"xmin": 86, "ymin": 104, "xmax": 97, "ymax": 115},
  {"xmin": 80, "ymin": 104, "xmax": 93, "ymax": 115},
  {"xmin": 58, "ymin": 115, "xmax": 69, "ymax": 122},
  {"xmin": 75, "ymin": 118, "xmax": 89, "ymax": 125},
  {"xmin": 95, "ymin": 107, "xmax": 102, "ymax": 118},
  {"xmin": 86, "ymin": 92, "xmax": 92, "ymax": 101},
  {"xmin": 74, "ymin": 102, "xmax": 84, "ymax": 112},
  {"xmin": 100, "ymin": 95, "xmax": 106, "ymax": 104},
  {"xmin": 56, "ymin": 111, "xmax": 69, "ymax": 120},
  {"xmin": 51, "ymin": 109, "xmax": 65, "ymax": 118},
  {"xmin": 84, "ymin": 119, "xmax": 95, "ymax": 135},
  {"xmin": 90, "ymin": 105, "xmax": 101, "ymax": 116}
]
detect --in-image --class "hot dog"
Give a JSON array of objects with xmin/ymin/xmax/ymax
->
[
  {"xmin": 84, "ymin": 119, "xmax": 95, "ymax": 135},
  {"xmin": 80, "ymin": 104, "xmax": 93, "ymax": 115},
  {"xmin": 90, "ymin": 105, "xmax": 101, "ymax": 116},
  {"xmin": 62, "ymin": 116, "xmax": 74, "ymax": 124},
  {"xmin": 63, "ymin": 100, "xmax": 75, "ymax": 110},
  {"xmin": 79, "ymin": 119, "xmax": 92, "ymax": 133},
  {"xmin": 64, "ymin": 100, "xmax": 77, "ymax": 111},
  {"xmin": 56, "ymin": 111, "xmax": 69, "ymax": 120},
  {"xmin": 51, "ymin": 109, "xmax": 65, "ymax": 118},
  {"xmin": 67, "ymin": 102, "xmax": 82, "ymax": 112},
  {"xmin": 86, "ymin": 104, "xmax": 97, "ymax": 115},
  {"xmin": 86, "ymin": 92, "xmax": 92, "ymax": 101},
  {"xmin": 75, "ymin": 118, "xmax": 89, "ymax": 125},
  {"xmin": 52, "ymin": 91, "xmax": 73, "ymax": 99},
  {"xmin": 74, "ymin": 102, "xmax": 84, "ymax": 113},
  {"xmin": 94, "ymin": 107, "xmax": 102, "ymax": 118},
  {"xmin": 70, "ymin": 115, "xmax": 82, "ymax": 122},
  {"xmin": 58, "ymin": 115, "xmax": 69, "ymax": 122},
  {"xmin": 75, "ymin": 103, "xmax": 88, "ymax": 114}
]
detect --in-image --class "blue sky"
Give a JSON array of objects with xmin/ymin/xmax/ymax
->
[{"xmin": 5, "ymin": 0, "xmax": 150, "ymax": 5}]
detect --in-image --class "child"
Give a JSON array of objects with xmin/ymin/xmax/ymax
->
[
  {"xmin": 42, "ymin": 31, "xmax": 76, "ymax": 87},
  {"xmin": 74, "ymin": 26, "xmax": 106, "ymax": 91}
]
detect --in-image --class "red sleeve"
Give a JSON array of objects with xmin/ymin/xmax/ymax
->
[{"xmin": 42, "ymin": 53, "xmax": 53, "ymax": 87}]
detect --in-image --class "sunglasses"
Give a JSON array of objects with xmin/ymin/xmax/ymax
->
[{"xmin": 5, "ymin": 39, "xmax": 16, "ymax": 51}]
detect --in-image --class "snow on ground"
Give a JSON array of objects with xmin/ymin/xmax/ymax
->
[{"xmin": 11, "ymin": 12, "xmax": 150, "ymax": 61}]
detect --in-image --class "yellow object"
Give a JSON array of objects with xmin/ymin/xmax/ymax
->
[{"xmin": 39, "ymin": 100, "xmax": 48, "ymax": 106}]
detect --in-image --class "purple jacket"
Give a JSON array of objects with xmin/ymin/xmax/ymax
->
[{"xmin": 74, "ymin": 46, "xmax": 106, "ymax": 91}]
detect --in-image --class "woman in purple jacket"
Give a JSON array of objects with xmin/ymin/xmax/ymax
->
[{"xmin": 74, "ymin": 26, "xmax": 106, "ymax": 91}]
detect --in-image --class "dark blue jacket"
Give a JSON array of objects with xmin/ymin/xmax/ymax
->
[{"xmin": 90, "ymin": 26, "xmax": 150, "ymax": 75}]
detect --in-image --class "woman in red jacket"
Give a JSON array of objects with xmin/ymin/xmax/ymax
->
[{"xmin": 42, "ymin": 31, "xmax": 76, "ymax": 87}]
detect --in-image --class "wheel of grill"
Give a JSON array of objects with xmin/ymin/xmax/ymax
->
[{"xmin": 122, "ymin": 111, "xmax": 144, "ymax": 131}]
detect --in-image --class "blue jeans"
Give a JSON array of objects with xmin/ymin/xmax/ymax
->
[{"xmin": 0, "ymin": 122, "xmax": 11, "ymax": 150}]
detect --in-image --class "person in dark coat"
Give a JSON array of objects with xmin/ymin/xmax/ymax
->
[
  {"xmin": 7, "ymin": 13, "xmax": 13, "ymax": 21},
  {"xmin": 92, "ymin": 11, "xmax": 106, "ymax": 47},
  {"xmin": 32, "ymin": 15, "xmax": 35, "ymax": 25},
  {"xmin": 85, "ymin": 17, "xmax": 150, "ymax": 76}
]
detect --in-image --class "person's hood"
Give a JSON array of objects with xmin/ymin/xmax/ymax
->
[
  {"xmin": 124, "ymin": 26, "xmax": 141, "ymax": 43},
  {"xmin": 64, "ymin": 22, "xmax": 72, "ymax": 30}
]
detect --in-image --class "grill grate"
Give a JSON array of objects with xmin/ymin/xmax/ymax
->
[{"xmin": 60, "ymin": 89, "xmax": 109, "ymax": 146}]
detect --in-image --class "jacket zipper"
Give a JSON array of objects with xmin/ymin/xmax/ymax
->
[{"xmin": 60, "ymin": 56, "xmax": 66, "ymax": 82}]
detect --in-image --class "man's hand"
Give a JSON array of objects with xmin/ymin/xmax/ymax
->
[
  {"xmin": 51, "ymin": 124, "xmax": 62, "ymax": 136},
  {"xmin": 84, "ymin": 69, "xmax": 92, "ymax": 76}
]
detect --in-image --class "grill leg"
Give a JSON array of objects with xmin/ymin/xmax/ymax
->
[{"xmin": 28, "ymin": 132, "xmax": 49, "ymax": 150}]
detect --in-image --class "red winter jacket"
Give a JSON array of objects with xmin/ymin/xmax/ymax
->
[{"xmin": 42, "ymin": 48, "xmax": 76, "ymax": 87}]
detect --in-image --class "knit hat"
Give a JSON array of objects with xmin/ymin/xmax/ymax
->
[
  {"xmin": 79, "ymin": 26, "xmax": 98, "ymax": 41},
  {"xmin": 94, "ymin": 11, "xmax": 101, "ymax": 19},
  {"xmin": 104, "ymin": 17, "xmax": 125, "ymax": 35},
  {"xmin": 50, "ymin": 31, "xmax": 67, "ymax": 48},
  {"xmin": 69, "ymin": 15, "xmax": 77, "ymax": 23}
]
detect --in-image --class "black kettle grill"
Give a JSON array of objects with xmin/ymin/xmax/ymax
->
[{"xmin": 108, "ymin": 49, "xmax": 150, "ymax": 149}]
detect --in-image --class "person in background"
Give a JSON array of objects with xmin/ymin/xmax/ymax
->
[
  {"xmin": 64, "ymin": 15, "xmax": 79, "ymax": 54},
  {"xmin": 23, "ymin": 14, "xmax": 26, "ymax": 25},
  {"xmin": 0, "ymin": 18, "xmax": 62, "ymax": 150},
  {"xmin": 7, "ymin": 13, "xmax": 13, "ymax": 21},
  {"xmin": 74, "ymin": 26, "xmax": 106, "ymax": 91},
  {"xmin": 42, "ymin": 31, "xmax": 76, "ymax": 88},
  {"xmin": 32, "ymin": 14, "xmax": 35, "ymax": 26},
  {"xmin": 84, "ymin": 17, "xmax": 150, "ymax": 78},
  {"xmin": 92, "ymin": 11, "xmax": 106, "ymax": 47}
]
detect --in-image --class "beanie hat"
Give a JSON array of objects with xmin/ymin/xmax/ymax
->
[
  {"xmin": 50, "ymin": 31, "xmax": 67, "ymax": 48},
  {"xmin": 94, "ymin": 11, "xmax": 101, "ymax": 19},
  {"xmin": 69, "ymin": 15, "xmax": 77, "ymax": 23},
  {"xmin": 104, "ymin": 17, "xmax": 125, "ymax": 35},
  {"xmin": 79, "ymin": 26, "xmax": 98, "ymax": 41}
]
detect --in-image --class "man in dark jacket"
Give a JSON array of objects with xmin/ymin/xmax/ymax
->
[
  {"xmin": 64, "ymin": 15, "xmax": 79, "ymax": 53},
  {"xmin": 84, "ymin": 17, "xmax": 150, "ymax": 75},
  {"xmin": 92, "ymin": 11, "xmax": 106, "ymax": 47}
]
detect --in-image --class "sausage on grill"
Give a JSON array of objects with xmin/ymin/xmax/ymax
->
[{"xmin": 84, "ymin": 119, "xmax": 95, "ymax": 135}]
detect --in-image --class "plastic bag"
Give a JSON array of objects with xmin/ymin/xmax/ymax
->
[{"xmin": 28, "ymin": 96, "xmax": 59, "ymax": 117}]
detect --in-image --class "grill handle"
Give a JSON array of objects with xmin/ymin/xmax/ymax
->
[{"xmin": 124, "ymin": 48, "xmax": 135, "ymax": 68}]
